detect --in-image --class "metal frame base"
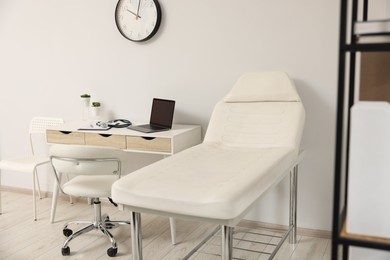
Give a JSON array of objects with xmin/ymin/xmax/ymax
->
[
  {"xmin": 183, "ymin": 224, "xmax": 295, "ymax": 260},
  {"xmin": 62, "ymin": 198, "xmax": 130, "ymax": 253},
  {"xmin": 184, "ymin": 165, "xmax": 299, "ymax": 260}
]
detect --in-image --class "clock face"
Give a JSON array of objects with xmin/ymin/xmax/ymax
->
[{"xmin": 115, "ymin": 0, "xmax": 162, "ymax": 42}]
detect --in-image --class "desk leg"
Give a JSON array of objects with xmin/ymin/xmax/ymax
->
[
  {"xmin": 169, "ymin": 217, "xmax": 177, "ymax": 245},
  {"xmin": 130, "ymin": 212, "xmax": 143, "ymax": 260},
  {"xmin": 289, "ymin": 165, "xmax": 298, "ymax": 244},
  {"xmin": 221, "ymin": 225, "xmax": 233, "ymax": 260},
  {"xmin": 163, "ymin": 154, "xmax": 177, "ymax": 245}
]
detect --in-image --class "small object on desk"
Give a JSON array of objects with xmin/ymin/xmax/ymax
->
[
  {"xmin": 80, "ymin": 94, "xmax": 91, "ymax": 121},
  {"xmin": 90, "ymin": 102, "xmax": 102, "ymax": 119},
  {"xmin": 78, "ymin": 121, "xmax": 111, "ymax": 131},
  {"xmin": 128, "ymin": 98, "xmax": 175, "ymax": 133},
  {"xmin": 107, "ymin": 119, "xmax": 132, "ymax": 128}
]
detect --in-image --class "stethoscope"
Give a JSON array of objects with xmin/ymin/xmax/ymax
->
[{"xmin": 95, "ymin": 119, "xmax": 132, "ymax": 129}]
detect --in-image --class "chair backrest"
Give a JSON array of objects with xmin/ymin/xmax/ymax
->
[
  {"xmin": 50, "ymin": 145, "xmax": 125, "ymax": 177},
  {"xmin": 29, "ymin": 117, "xmax": 64, "ymax": 155},
  {"xmin": 30, "ymin": 117, "xmax": 64, "ymax": 134},
  {"xmin": 204, "ymin": 71, "xmax": 305, "ymax": 153}
]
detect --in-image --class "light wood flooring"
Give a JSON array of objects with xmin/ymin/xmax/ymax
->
[{"xmin": 0, "ymin": 191, "xmax": 331, "ymax": 260}]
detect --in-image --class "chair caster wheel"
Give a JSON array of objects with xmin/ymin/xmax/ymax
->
[
  {"xmin": 63, "ymin": 228, "xmax": 73, "ymax": 237},
  {"xmin": 104, "ymin": 216, "xmax": 114, "ymax": 229},
  {"xmin": 107, "ymin": 247, "xmax": 117, "ymax": 257},
  {"xmin": 62, "ymin": 246, "xmax": 70, "ymax": 256},
  {"xmin": 105, "ymin": 223, "xmax": 115, "ymax": 229}
]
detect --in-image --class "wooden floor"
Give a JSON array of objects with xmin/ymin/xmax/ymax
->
[{"xmin": 0, "ymin": 191, "xmax": 331, "ymax": 260}]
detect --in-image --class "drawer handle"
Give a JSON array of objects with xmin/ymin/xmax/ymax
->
[
  {"xmin": 99, "ymin": 134, "xmax": 112, "ymax": 138},
  {"xmin": 60, "ymin": 131, "xmax": 72, "ymax": 135},
  {"xmin": 141, "ymin": 137, "xmax": 156, "ymax": 141}
]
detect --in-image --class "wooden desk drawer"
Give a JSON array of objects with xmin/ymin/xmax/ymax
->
[
  {"xmin": 126, "ymin": 136, "xmax": 171, "ymax": 153},
  {"xmin": 47, "ymin": 130, "xmax": 85, "ymax": 145},
  {"xmin": 85, "ymin": 133, "xmax": 126, "ymax": 149}
]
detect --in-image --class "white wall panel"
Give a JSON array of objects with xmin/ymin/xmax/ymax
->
[{"xmin": 0, "ymin": 0, "xmax": 339, "ymax": 231}]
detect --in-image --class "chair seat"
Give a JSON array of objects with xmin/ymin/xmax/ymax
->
[
  {"xmin": 0, "ymin": 156, "xmax": 50, "ymax": 172},
  {"xmin": 64, "ymin": 175, "xmax": 118, "ymax": 198},
  {"xmin": 112, "ymin": 143, "xmax": 298, "ymax": 226}
]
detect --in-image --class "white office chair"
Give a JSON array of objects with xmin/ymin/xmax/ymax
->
[
  {"xmin": 0, "ymin": 117, "xmax": 64, "ymax": 220},
  {"xmin": 112, "ymin": 71, "xmax": 305, "ymax": 259},
  {"xmin": 50, "ymin": 145, "xmax": 131, "ymax": 257}
]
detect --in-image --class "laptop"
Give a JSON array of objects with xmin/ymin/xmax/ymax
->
[{"xmin": 128, "ymin": 98, "xmax": 176, "ymax": 133}]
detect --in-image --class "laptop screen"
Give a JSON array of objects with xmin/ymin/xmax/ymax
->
[{"xmin": 149, "ymin": 98, "xmax": 176, "ymax": 128}]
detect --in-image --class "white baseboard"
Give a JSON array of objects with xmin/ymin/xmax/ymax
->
[
  {"xmin": 1, "ymin": 185, "xmax": 331, "ymax": 239},
  {"xmin": 1, "ymin": 185, "xmax": 81, "ymax": 202}
]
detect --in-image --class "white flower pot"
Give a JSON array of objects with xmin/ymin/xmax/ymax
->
[
  {"xmin": 81, "ymin": 97, "xmax": 90, "ymax": 107},
  {"xmin": 91, "ymin": 106, "xmax": 101, "ymax": 118},
  {"xmin": 81, "ymin": 97, "xmax": 90, "ymax": 121}
]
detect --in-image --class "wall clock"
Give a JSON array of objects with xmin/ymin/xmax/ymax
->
[{"xmin": 115, "ymin": 0, "xmax": 162, "ymax": 42}]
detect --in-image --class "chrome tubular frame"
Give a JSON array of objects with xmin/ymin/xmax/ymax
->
[
  {"xmin": 289, "ymin": 165, "xmax": 298, "ymax": 244},
  {"xmin": 50, "ymin": 156, "xmax": 122, "ymax": 195},
  {"xmin": 130, "ymin": 212, "xmax": 143, "ymax": 260},
  {"xmin": 62, "ymin": 198, "xmax": 130, "ymax": 250},
  {"xmin": 0, "ymin": 171, "xmax": 2, "ymax": 215},
  {"xmin": 221, "ymin": 225, "xmax": 234, "ymax": 259}
]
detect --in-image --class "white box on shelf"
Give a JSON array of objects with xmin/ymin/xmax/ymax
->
[
  {"xmin": 347, "ymin": 101, "xmax": 390, "ymax": 239},
  {"xmin": 354, "ymin": 19, "xmax": 390, "ymax": 35},
  {"xmin": 350, "ymin": 247, "xmax": 390, "ymax": 260}
]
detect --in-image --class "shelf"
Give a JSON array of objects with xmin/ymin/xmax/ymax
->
[
  {"xmin": 355, "ymin": 35, "xmax": 390, "ymax": 45},
  {"xmin": 340, "ymin": 220, "xmax": 390, "ymax": 251},
  {"xmin": 333, "ymin": 0, "xmax": 390, "ymax": 259},
  {"xmin": 344, "ymin": 43, "xmax": 390, "ymax": 52}
]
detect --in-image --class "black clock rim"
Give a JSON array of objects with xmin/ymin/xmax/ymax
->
[{"xmin": 114, "ymin": 0, "xmax": 162, "ymax": 42}]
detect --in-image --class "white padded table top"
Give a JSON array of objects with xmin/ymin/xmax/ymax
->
[{"xmin": 112, "ymin": 144, "xmax": 298, "ymax": 225}]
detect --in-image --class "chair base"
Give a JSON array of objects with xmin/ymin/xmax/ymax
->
[{"xmin": 61, "ymin": 198, "xmax": 130, "ymax": 257}]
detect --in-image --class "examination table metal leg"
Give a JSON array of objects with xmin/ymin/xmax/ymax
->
[
  {"xmin": 130, "ymin": 212, "xmax": 143, "ymax": 260},
  {"xmin": 289, "ymin": 165, "xmax": 298, "ymax": 244},
  {"xmin": 169, "ymin": 217, "xmax": 177, "ymax": 245},
  {"xmin": 221, "ymin": 225, "xmax": 234, "ymax": 260}
]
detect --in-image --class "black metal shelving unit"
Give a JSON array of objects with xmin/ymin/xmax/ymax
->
[{"xmin": 332, "ymin": 0, "xmax": 390, "ymax": 259}]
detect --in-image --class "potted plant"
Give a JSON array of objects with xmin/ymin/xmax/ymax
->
[
  {"xmin": 80, "ymin": 94, "xmax": 91, "ymax": 120},
  {"xmin": 91, "ymin": 102, "xmax": 101, "ymax": 107},
  {"xmin": 80, "ymin": 93, "xmax": 91, "ymax": 98},
  {"xmin": 80, "ymin": 94, "xmax": 91, "ymax": 106},
  {"xmin": 91, "ymin": 101, "xmax": 101, "ymax": 117}
]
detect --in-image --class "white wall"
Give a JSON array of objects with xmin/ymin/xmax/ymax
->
[{"xmin": 0, "ymin": 0, "xmax": 339, "ymax": 231}]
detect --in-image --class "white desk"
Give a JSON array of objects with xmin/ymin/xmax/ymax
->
[
  {"xmin": 46, "ymin": 122, "xmax": 202, "ymax": 238},
  {"xmin": 46, "ymin": 122, "xmax": 202, "ymax": 155}
]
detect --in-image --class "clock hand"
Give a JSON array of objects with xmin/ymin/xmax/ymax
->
[
  {"xmin": 136, "ymin": 0, "xmax": 141, "ymax": 20},
  {"xmin": 127, "ymin": 9, "xmax": 141, "ymax": 19}
]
